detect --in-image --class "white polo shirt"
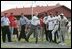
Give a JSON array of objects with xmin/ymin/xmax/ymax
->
[
  {"xmin": 1, "ymin": 16, "xmax": 10, "ymax": 26},
  {"xmin": 43, "ymin": 16, "xmax": 51, "ymax": 24},
  {"xmin": 31, "ymin": 16, "xmax": 39, "ymax": 26},
  {"xmin": 46, "ymin": 16, "xmax": 54, "ymax": 30}
]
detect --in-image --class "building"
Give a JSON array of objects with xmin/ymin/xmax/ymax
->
[{"xmin": 1, "ymin": 5, "xmax": 71, "ymax": 20}]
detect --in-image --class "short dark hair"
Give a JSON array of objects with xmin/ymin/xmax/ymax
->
[
  {"xmin": 4, "ymin": 13, "xmax": 8, "ymax": 14},
  {"xmin": 10, "ymin": 13, "xmax": 13, "ymax": 14},
  {"xmin": 21, "ymin": 13, "xmax": 24, "ymax": 15},
  {"xmin": 4, "ymin": 13, "xmax": 8, "ymax": 15}
]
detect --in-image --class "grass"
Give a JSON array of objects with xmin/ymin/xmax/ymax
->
[
  {"xmin": 65, "ymin": 39, "xmax": 71, "ymax": 47},
  {"xmin": 1, "ymin": 33, "xmax": 71, "ymax": 48},
  {"xmin": 64, "ymin": 33, "xmax": 71, "ymax": 47}
]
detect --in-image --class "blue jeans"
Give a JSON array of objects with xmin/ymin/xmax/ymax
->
[{"xmin": 9, "ymin": 27, "xmax": 14, "ymax": 38}]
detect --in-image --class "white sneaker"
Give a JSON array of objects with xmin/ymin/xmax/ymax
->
[
  {"xmin": 59, "ymin": 42, "xmax": 65, "ymax": 45},
  {"xmin": 59, "ymin": 42, "xmax": 62, "ymax": 45}
]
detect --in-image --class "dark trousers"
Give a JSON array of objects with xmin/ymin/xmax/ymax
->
[
  {"xmin": 54, "ymin": 31, "xmax": 59, "ymax": 43},
  {"xmin": 48, "ymin": 30, "xmax": 52, "ymax": 42},
  {"xmin": 18, "ymin": 25, "xmax": 27, "ymax": 41},
  {"xmin": 44, "ymin": 24, "xmax": 48, "ymax": 41},
  {"xmin": 1, "ymin": 26, "xmax": 11, "ymax": 42},
  {"xmin": 13, "ymin": 28, "xmax": 18, "ymax": 38}
]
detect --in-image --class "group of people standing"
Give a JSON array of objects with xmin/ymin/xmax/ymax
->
[{"xmin": 1, "ymin": 11, "xmax": 69, "ymax": 45}]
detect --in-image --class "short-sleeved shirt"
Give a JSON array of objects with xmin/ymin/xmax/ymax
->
[
  {"xmin": 1, "ymin": 16, "xmax": 10, "ymax": 26},
  {"xmin": 19, "ymin": 16, "xmax": 28, "ymax": 26},
  {"xmin": 8, "ymin": 15, "xmax": 15, "ymax": 27},
  {"xmin": 59, "ymin": 16, "xmax": 68, "ymax": 28},
  {"xmin": 40, "ymin": 17, "xmax": 44, "ymax": 27},
  {"xmin": 31, "ymin": 16, "xmax": 39, "ymax": 26},
  {"xmin": 46, "ymin": 16, "xmax": 54, "ymax": 30}
]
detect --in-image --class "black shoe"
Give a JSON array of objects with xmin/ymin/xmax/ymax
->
[
  {"xmin": 18, "ymin": 37, "xmax": 21, "ymax": 41},
  {"xmin": 26, "ymin": 39, "xmax": 29, "ymax": 42},
  {"xmin": 8, "ymin": 41, "xmax": 12, "ymax": 42},
  {"xmin": 52, "ymin": 41, "xmax": 57, "ymax": 43},
  {"xmin": 46, "ymin": 39, "xmax": 49, "ymax": 41},
  {"xmin": 57, "ymin": 41, "xmax": 61, "ymax": 44},
  {"xmin": 35, "ymin": 42, "xmax": 37, "ymax": 44},
  {"xmin": 3, "ymin": 41, "xmax": 6, "ymax": 43},
  {"xmin": 35, "ymin": 41, "xmax": 38, "ymax": 44}
]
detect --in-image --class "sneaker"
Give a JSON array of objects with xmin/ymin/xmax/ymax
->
[
  {"xmin": 57, "ymin": 41, "xmax": 61, "ymax": 44},
  {"xmin": 59, "ymin": 42, "xmax": 65, "ymax": 45},
  {"xmin": 26, "ymin": 39, "xmax": 29, "ymax": 42},
  {"xmin": 59, "ymin": 42, "xmax": 62, "ymax": 45},
  {"xmin": 61, "ymin": 43, "xmax": 65, "ymax": 45}
]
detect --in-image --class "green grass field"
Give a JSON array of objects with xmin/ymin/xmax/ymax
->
[{"xmin": 1, "ymin": 33, "xmax": 71, "ymax": 48}]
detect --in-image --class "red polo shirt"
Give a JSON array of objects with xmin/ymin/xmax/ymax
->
[
  {"xmin": 8, "ymin": 15, "xmax": 15, "ymax": 27},
  {"xmin": 40, "ymin": 17, "xmax": 44, "ymax": 27}
]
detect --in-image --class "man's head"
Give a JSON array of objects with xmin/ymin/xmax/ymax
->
[
  {"xmin": 60, "ymin": 13, "xmax": 64, "ymax": 19},
  {"xmin": 34, "ymin": 12, "xmax": 38, "ymax": 16},
  {"xmin": 4, "ymin": 13, "xmax": 8, "ymax": 17},
  {"xmin": 55, "ymin": 11, "xmax": 59, "ymax": 16},
  {"xmin": 21, "ymin": 13, "xmax": 24, "ymax": 16},
  {"xmin": 10, "ymin": 13, "xmax": 13, "ymax": 15},
  {"xmin": 49, "ymin": 13, "xmax": 53, "ymax": 17}
]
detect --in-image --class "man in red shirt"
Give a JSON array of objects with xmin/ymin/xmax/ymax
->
[
  {"xmin": 40, "ymin": 14, "xmax": 44, "ymax": 41},
  {"xmin": 8, "ymin": 13, "xmax": 15, "ymax": 39}
]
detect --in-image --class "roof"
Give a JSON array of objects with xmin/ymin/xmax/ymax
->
[{"xmin": 1, "ymin": 5, "xmax": 71, "ymax": 16}]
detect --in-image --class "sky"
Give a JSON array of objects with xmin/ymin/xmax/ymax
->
[{"xmin": 1, "ymin": 1, "xmax": 71, "ymax": 12}]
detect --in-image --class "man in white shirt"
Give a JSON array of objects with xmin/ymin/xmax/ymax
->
[
  {"xmin": 59, "ymin": 13, "xmax": 68, "ymax": 45},
  {"xmin": 46, "ymin": 13, "xmax": 54, "ymax": 42},
  {"xmin": 1, "ymin": 13, "xmax": 12, "ymax": 43},
  {"xmin": 51, "ymin": 12, "xmax": 60, "ymax": 43},
  {"xmin": 27, "ymin": 12, "xmax": 40, "ymax": 43},
  {"xmin": 66, "ymin": 21, "xmax": 71, "ymax": 39},
  {"xmin": 43, "ymin": 13, "xmax": 48, "ymax": 41}
]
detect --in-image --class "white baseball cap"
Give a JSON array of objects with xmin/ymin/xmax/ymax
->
[{"xmin": 60, "ymin": 13, "xmax": 64, "ymax": 15}]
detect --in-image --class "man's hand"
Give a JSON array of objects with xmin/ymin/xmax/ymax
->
[{"xmin": 65, "ymin": 22, "xmax": 68, "ymax": 27}]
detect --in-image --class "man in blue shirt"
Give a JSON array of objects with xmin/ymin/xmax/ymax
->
[
  {"xmin": 18, "ymin": 13, "xmax": 29, "ymax": 42},
  {"xmin": 1, "ymin": 13, "xmax": 12, "ymax": 43}
]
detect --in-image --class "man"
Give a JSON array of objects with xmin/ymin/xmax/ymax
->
[
  {"xmin": 46, "ymin": 13, "xmax": 54, "ymax": 42},
  {"xmin": 27, "ymin": 12, "xmax": 40, "ymax": 43},
  {"xmin": 43, "ymin": 13, "xmax": 48, "ymax": 41},
  {"xmin": 1, "ymin": 13, "xmax": 12, "ymax": 43},
  {"xmin": 8, "ymin": 13, "xmax": 15, "ymax": 38},
  {"xmin": 59, "ymin": 13, "xmax": 68, "ymax": 45},
  {"xmin": 40, "ymin": 14, "xmax": 44, "ymax": 41},
  {"xmin": 13, "ymin": 18, "xmax": 18, "ymax": 40},
  {"xmin": 51, "ymin": 12, "xmax": 60, "ymax": 43},
  {"xmin": 18, "ymin": 13, "xmax": 28, "ymax": 42},
  {"xmin": 66, "ymin": 21, "xmax": 71, "ymax": 39}
]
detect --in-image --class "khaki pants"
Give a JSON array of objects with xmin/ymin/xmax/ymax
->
[
  {"xmin": 27, "ymin": 25, "xmax": 38, "ymax": 43},
  {"xmin": 40, "ymin": 27, "xmax": 44, "ymax": 41},
  {"xmin": 60, "ymin": 27, "xmax": 66, "ymax": 43}
]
